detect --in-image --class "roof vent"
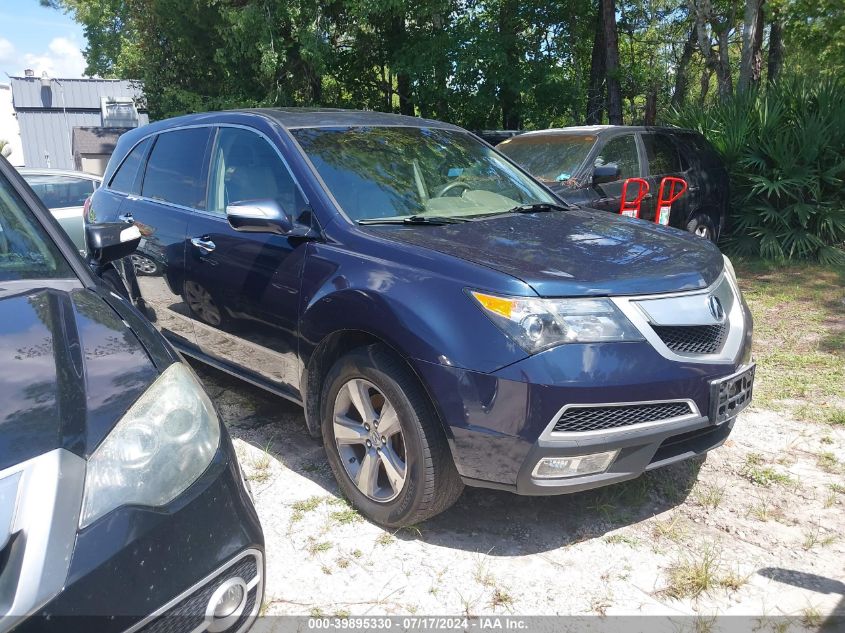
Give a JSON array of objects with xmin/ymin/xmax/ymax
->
[
  {"xmin": 24, "ymin": 69, "xmax": 34, "ymax": 78},
  {"xmin": 100, "ymin": 96, "xmax": 139, "ymax": 128}
]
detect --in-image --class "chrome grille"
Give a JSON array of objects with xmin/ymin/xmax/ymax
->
[
  {"xmin": 651, "ymin": 323, "xmax": 728, "ymax": 354},
  {"xmin": 553, "ymin": 402, "xmax": 694, "ymax": 433}
]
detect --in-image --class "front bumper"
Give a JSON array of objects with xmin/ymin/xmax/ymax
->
[
  {"xmin": 15, "ymin": 432, "xmax": 264, "ymax": 633},
  {"xmin": 414, "ymin": 332, "xmax": 752, "ymax": 495}
]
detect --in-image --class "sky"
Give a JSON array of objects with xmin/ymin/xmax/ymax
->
[{"xmin": 0, "ymin": 1, "xmax": 88, "ymax": 79}]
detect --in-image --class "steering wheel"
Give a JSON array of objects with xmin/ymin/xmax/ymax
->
[{"xmin": 434, "ymin": 181, "xmax": 471, "ymax": 198}]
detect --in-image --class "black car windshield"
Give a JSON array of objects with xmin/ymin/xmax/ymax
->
[
  {"xmin": 0, "ymin": 173, "xmax": 74, "ymax": 281},
  {"xmin": 291, "ymin": 126, "xmax": 556, "ymax": 222},
  {"xmin": 496, "ymin": 133, "xmax": 597, "ymax": 183}
]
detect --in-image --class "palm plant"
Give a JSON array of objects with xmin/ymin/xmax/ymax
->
[{"xmin": 670, "ymin": 78, "xmax": 845, "ymax": 263}]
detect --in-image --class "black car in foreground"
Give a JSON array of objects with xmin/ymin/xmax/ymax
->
[
  {"xmin": 497, "ymin": 125, "xmax": 730, "ymax": 241},
  {"xmin": 0, "ymin": 156, "xmax": 263, "ymax": 633}
]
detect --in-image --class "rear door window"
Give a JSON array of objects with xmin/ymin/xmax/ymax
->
[
  {"xmin": 593, "ymin": 134, "xmax": 639, "ymax": 180},
  {"xmin": 109, "ymin": 137, "xmax": 152, "ymax": 195},
  {"xmin": 142, "ymin": 128, "xmax": 212, "ymax": 209},
  {"xmin": 643, "ymin": 134, "xmax": 683, "ymax": 175},
  {"xmin": 24, "ymin": 175, "xmax": 95, "ymax": 209}
]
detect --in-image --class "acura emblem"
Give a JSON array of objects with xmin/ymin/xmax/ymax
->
[{"xmin": 708, "ymin": 295, "xmax": 725, "ymax": 322}]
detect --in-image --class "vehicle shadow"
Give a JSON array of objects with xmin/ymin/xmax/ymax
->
[
  {"xmin": 757, "ymin": 568, "xmax": 845, "ymax": 627},
  {"xmin": 193, "ymin": 361, "xmax": 702, "ymax": 556}
]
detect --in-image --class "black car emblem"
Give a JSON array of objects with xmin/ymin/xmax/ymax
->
[{"xmin": 709, "ymin": 295, "xmax": 726, "ymax": 322}]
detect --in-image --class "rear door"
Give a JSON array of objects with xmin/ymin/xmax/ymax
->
[
  {"xmin": 183, "ymin": 125, "xmax": 310, "ymax": 397},
  {"xmin": 639, "ymin": 132, "xmax": 688, "ymax": 226},
  {"xmin": 587, "ymin": 133, "xmax": 641, "ymax": 214},
  {"xmin": 118, "ymin": 127, "xmax": 213, "ymax": 349}
]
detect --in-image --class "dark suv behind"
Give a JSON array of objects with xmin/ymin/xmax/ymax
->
[
  {"xmin": 0, "ymin": 156, "xmax": 263, "ymax": 633},
  {"xmin": 496, "ymin": 125, "xmax": 730, "ymax": 241},
  {"xmin": 89, "ymin": 109, "xmax": 753, "ymax": 528}
]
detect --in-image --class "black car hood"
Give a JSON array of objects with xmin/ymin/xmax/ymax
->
[
  {"xmin": 366, "ymin": 207, "xmax": 724, "ymax": 296},
  {"xmin": 0, "ymin": 285, "xmax": 159, "ymax": 470}
]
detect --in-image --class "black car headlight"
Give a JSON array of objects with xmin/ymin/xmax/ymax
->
[
  {"xmin": 79, "ymin": 363, "xmax": 220, "ymax": 528},
  {"xmin": 470, "ymin": 290, "xmax": 643, "ymax": 353}
]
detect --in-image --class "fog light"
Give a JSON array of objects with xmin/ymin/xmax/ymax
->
[
  {"xmin": 207, "ymin": 577, "xmax": 248, "ymax": 632},
  {"xmin": 532, "ymin": 450, "xmax": 618, "ymax": 479}
]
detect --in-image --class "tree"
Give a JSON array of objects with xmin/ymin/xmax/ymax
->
[
  {"xmin": 602, "ymin": 0, "xmax": 623, "ymax": 124},
  {"xmin": 738, "ymin": 0, "xmax": 765, "ymax": 92}
]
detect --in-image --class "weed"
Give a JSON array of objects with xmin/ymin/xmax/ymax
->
[
  {"xmin": 336, "ymin": 557, "xmax": 350, "ymax": 569},
  {"xmin": 292, "ymin": 496, "xmax": 325, "ymax": 513},
  {"xmin": 652, "ymin": 515, "xmax": 686, "ymax": 542},
  {"xmin": 741, "ymin": 454, "xmax": 794, "ymax": 487},
  {"xmin": 604, "ymin": 533, "xmax": 640, "ymax": 547},
  {"xmin": 330, "ymin": 507, "xmax": 362, "ymax": 525},
  {"xmin": 351, "ymin": 548, "xmax": 363, "ymax": 558},
  {"xmin": 307, "ymin": 539, "xmax": 332, "ymax": 555},
  {"xmin": 662, "ymin": 548, "xmax": 744, "ymax": 600},
  {"xmin": 817, "ymin": 452, "xmax": 840, "ymax": 473},
  {"xmin": 376, "ymin": 533, "xmax": 395, "ymax": 547},
  {"xmin": 489, "ymin": 588, "xmax": 514, "ymax": 610},
  {"xmin": 694, "ymin": 484, "xmax": 726, "ymax": 510},
  {"xmin": 802, "ymin": 606, "xmax": 823, "ymax": 628}
]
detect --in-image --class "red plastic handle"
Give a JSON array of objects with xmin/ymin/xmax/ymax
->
[
  {"xmin": 655, "ymin": 177, "xmax": 688, "ymax": 225},
  {"xmin": 619, "ymin": 178, "xmax": 650, "ymax": 219}
]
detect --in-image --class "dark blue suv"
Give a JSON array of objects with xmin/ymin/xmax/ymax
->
[{"xmin": 88, "ymin": 109, "xmax": 754, "ymax": 527}]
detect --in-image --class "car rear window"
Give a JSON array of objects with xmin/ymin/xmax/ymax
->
[
  {"xmin": 0, "ymin": 172, "xmax": 74, "ymax": 281},
  {"xmin": 142, "ymin": 128, "xmax": 212, "ymax": 209},
  {"xmin": 497, "ymin": 134, "xmax": 596, "ymax": 182},
  {"xmin": 24, "ymin": 175, "xmax": 95, "ymax": 209}
]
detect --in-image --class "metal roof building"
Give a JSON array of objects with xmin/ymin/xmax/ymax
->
[{"xmin": 9, "ymin": 75, "xmax": 149, "ymax": 173}]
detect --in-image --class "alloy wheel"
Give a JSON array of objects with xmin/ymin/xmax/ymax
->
[
  {"xmin": 332, "ymin": 378, "xmax": 407, "ymax": 502},
  {"xmin": 184, "ymin": 281, "xmax": 223, "ymax": 326},
  {"xmin": 695, "ymin": 225, "xmax": 711, "ymax": 239},
  {"xmin": 131, "ymin": 254, "xmax": 158, "ymax": 275}
]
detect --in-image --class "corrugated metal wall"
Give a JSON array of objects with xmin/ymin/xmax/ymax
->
[
  {"xmin": 10, "ymin": 77, "xmax": 149, "ymax": 170},
  {"xmin": 17, "ymin": 111, "xmax": 150, "ymax": 169}
]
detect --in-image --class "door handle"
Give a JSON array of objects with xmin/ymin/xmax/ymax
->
[
  {"xmin": 190, "ymin": 237, "xmax": 216, "ymax": 253},
  {"xmin": 118, "ymin": 212, "xmax": 134, "ymax": 223}
]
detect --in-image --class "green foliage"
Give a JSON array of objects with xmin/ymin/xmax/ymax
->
[{"xmin": 672, "ymin": 78, "xmax": 845, "ymax": 262}]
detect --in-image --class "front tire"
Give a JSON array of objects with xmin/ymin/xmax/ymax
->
[{"xmin": 320, "ymin": 344, "xmax": 463, "ymax": 527}]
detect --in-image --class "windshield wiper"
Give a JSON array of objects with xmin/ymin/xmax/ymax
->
[
  {"xmin": 506, "ymin": 202, "xmax": 572, "ymax": 214},
  {"xmin": 358, "ymin": 215, "xmax": 470, "ymax": 226}
]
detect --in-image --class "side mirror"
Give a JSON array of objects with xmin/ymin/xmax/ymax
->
[
  {"xmin": 86, "ymin": 222, "xmax": 142, "ymax": 265},
  {"xmin": 226, "ymin": 200, "xmax": 294, "ymax": 235},
  {"xmin": 593, "ymin": 164, "xmax": 621, "ymax": 185}
]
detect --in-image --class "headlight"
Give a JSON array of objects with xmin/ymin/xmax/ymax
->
[
  {"xmin": 80, "ymin": 362, "xmax": 220, "ymax": 528},
  {"xmin": 470, "ymin": 291, "xmax": 643, "ymax": 353},
  {"xmin": 722, "ymin": 254, "xmax": 737, "ymax": 285}
]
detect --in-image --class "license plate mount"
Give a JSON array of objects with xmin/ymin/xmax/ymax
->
[{"xmin": 709, "ymin": 364, "xmax": 755, "ymax": 424}]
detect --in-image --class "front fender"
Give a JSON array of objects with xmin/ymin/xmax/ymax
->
[{"xmin": 298, "ymin": 243, "xmax": 530, "ymax": 374}]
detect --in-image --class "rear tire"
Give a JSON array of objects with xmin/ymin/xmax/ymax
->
[
  {"xmin": 687, "ymin": 213, "xmax": 717, "ymax": 242},
  {"xmin": 320, "ymin": 344, "xmax": 463, "ymax": 527}
]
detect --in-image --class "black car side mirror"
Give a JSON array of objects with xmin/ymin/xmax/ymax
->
[
  {"xmin": 227, "ymin": 200, "xmax": 295, "ymax": 235},
  {"xmin": 86, "ymin": 222, "xmax": 142, "ymax": 265},
  {"xmin": 593, "ymin": 165, "xmax": 621, "ymax": 185}
]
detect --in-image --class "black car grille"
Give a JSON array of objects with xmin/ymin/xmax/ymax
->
[
  {"xmin": 552, "ymin": 402, "xmax": 694, "ymax": 433},
  {"xmin": 651, "ymin": 323, "xmax": 728, "ymax": 354},
  {"xmin": 137, "ymin": 554, "xmax": 259, "ymax": 633}
]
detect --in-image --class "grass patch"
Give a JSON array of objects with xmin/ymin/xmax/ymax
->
[
  {"xmin": 735, "ymin": 260, "xmax": 845, "ymax": 422},
  {"xmin": 489, "ymin": 588, "xmax": 514, "ymax": 610},
  {"xmin": 307, "ymin": 539, "xmax": 332, "ymax": 555},
  {"xmin": 817, "ymin": 452, "xmax": 841, "ymax": 474},
  {"xmin": 693, "ymin": 484, "xmax": 726, "ymax": 510},
  {"xmin": 741, "ymin": 453, "xmax": 794, "ymax": 487},
  {"xmin": 330, "ymin": 505, "xmax": 363, "ymax": 525},
  {"xmin": 375, "ymin": 533, "xmax": 395, "ymax": 547},
  {"xmin": 662, "ymin": 548, "xmax": 746, "ymax": 600},
  {"xmin": 604, "ymin": 533, "xmax": 641, "ymax": 547}
]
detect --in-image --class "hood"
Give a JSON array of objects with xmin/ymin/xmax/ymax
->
[
  {"xmin": 365, "ymin": 208, "xmax": 724, "ymax": 296},
  {"xmin": 0, "ymin": 286, "xmax": 159, "ymax": 471}
]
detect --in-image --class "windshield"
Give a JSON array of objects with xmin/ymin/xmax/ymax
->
[
  {"xmin": 496, "ymin": 134, "xmax": 597, "ymax": 183},
  {"xmin": 0, "ymin": 173, "xmax": 74, "ymax": 281},
  {"xmin": 291, "ymin": 126, "xmax": 556, "ymax": 222}
]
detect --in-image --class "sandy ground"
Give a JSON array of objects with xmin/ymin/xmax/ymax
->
[{"xmin": 191, "ymin": 363, "xmax": 844, "ymax": 627}]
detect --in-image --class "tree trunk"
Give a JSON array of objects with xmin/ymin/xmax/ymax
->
[
  {"xmin": 390, "ymin": 14, "xmax": 414, "ymax": 116},
  {"xmin": 715, "ymin": 23, "xmax": 733, "ymax": 99},
  {"xmin": 498, "ymin": 0, "xmax": 521, "ymax": 129},
  {"xmin": 688, "ymin": 0, "xmax": 734, "ymax": 101},
  {"xmin": 739, "ymin": 0, "xmax": 765, "ymax": 92},
  {"xmin": 585, "ymin": 0, "xmax": 605, "ymax": 124},
  {"xmin": 699, "ymin": 67, "xmax": 712, "ymax": 105},
  {"xmin": 671, "ymin": 25, "xmax": 697, "ymax": 109},
  {"xmin": 767, "ymin": 8, "xmax": 784, "ymax": 83},
  {"xmin": 644, "ymin": 88, "xmax": 657, "ymax": 125},
  {"xmin": 602, "ymin": 0, "xmax": 623, "ymax": 125}
]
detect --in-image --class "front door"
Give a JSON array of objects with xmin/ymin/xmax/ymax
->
[
  {"xmin": 588, "ymin": 133, "xmax": 641, "ymax": 215},
  {"xmin": 183, "ymin": 126, "xmax": 311, "ymax": 398}
]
